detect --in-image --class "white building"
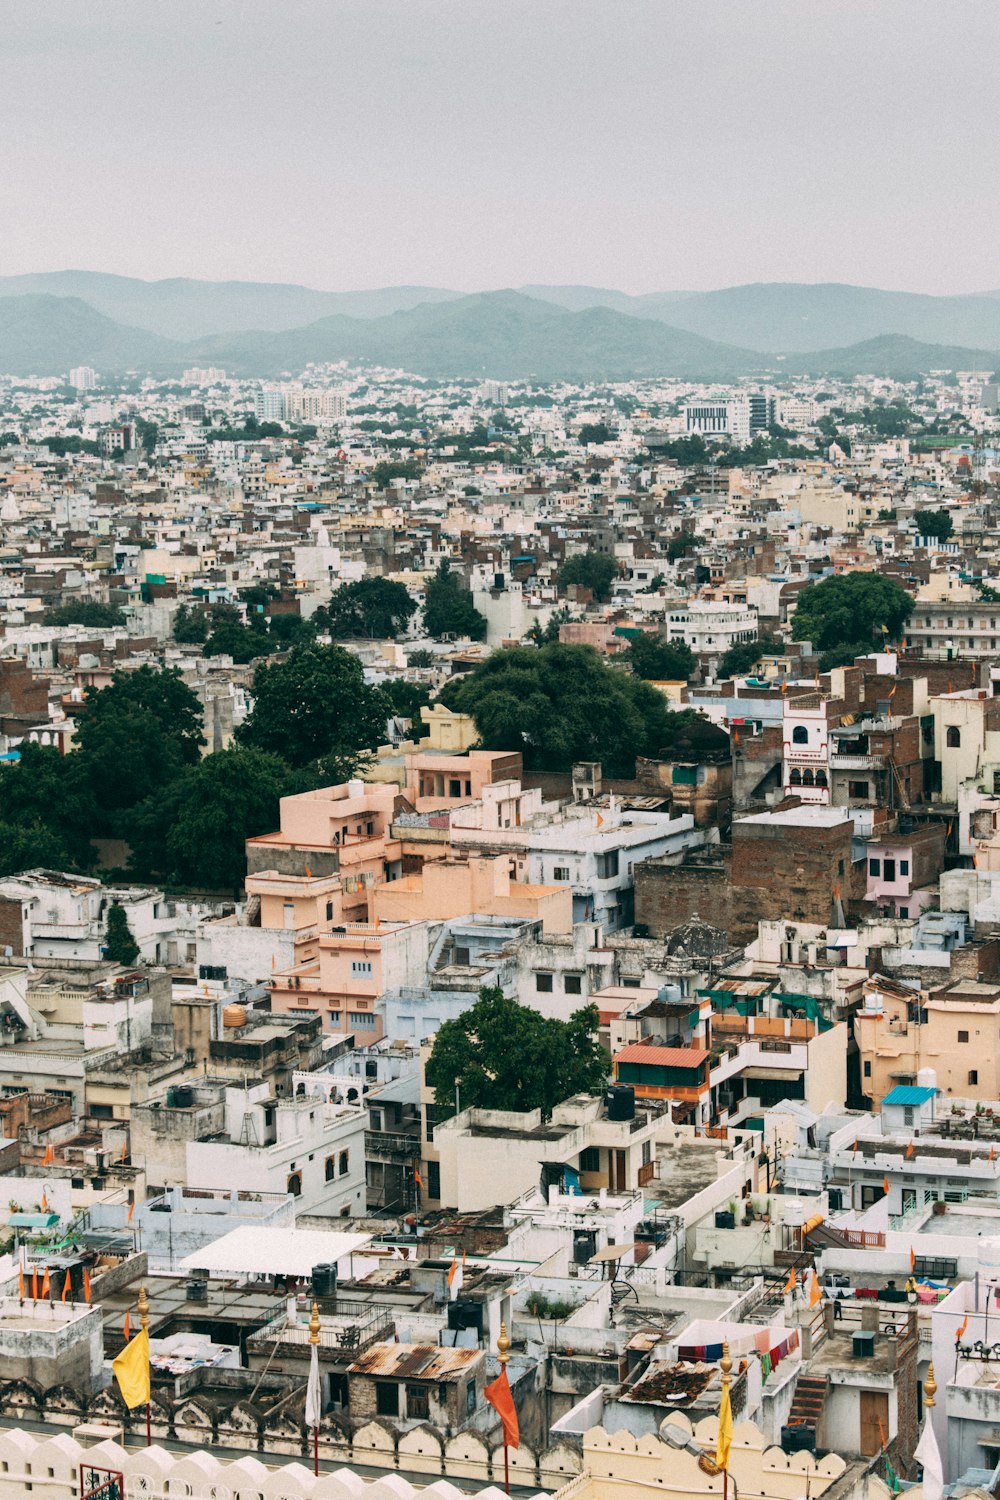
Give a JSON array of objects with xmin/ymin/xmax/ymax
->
[
  {"xmin": 665, "ymin": 600, "xmax": 758, "ymax": 655},
  {"xmin": 684, "ymin": 397, "xmax": 751, "ymax": 445},
  {"xmin": 68, "ymin": 366, "xmax": 97, "ymax": 392}
]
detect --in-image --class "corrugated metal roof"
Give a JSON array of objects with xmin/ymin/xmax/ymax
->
[
  {"xmin": 616, "ymin": 1043, "xmax": 710, "ymax": 1067},
  {"xmin": 349, "ymin": 1343, "xmax": 481, "ymax": 1381},
  {"xmin": 882, "ymin": 1085, "xmax": 937, "ymax": 1105}
]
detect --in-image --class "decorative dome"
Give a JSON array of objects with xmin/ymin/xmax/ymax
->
[{"xmin": 665, "ymin": 915, "xmax": 728, "ymax": 958}]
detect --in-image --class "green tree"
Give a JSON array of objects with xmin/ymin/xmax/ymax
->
[
  {"xmin": 717, "ymin": 636, "xmax": 785, "ymax": 679},
  {"xmin": 625, "ymin": 634, "xmax": 696, "ymax": 681},
  {"xmin": 160, "ymin": 747, "xmax": 294, "ymax": 890},
  {"xmin": 135, "ymin": 419, "xmax": 158, "ymax": 454},
  {"xmin": 236, "ymin": 642, "xmax": 388, "ymax": 771},
  {"xmin": 371, "ymin": 460, "xmax": 421, "ymax": 490},
  {"xmin": 915, "ymin": 508, "xmax": 954, "ymax": 542},
  {"xmin": 818, "ymin": 641, "xmax": 874, "ymax": 671},
  {"xmin": 267, "ymin": 612, "xmax": 314, "ymax": 647},
  {"xmin": 578, "ymin": 422, "xmax": 615, "ymax": 446},
  {"xmin": 557, "ymin": 553, "xmax": 618, "ymax": 602},
  {"xmin": 172, "ymin": 604, "xmax": 208, "ymax": 644},
  {"xmin": 203, "ymin": 616, "xmax": 273, "ymax": 664},
  {"xmin": 73, "ymin": 667, "xmax": 205, "ymax": 829},
  {"xmin": 407, "ymin": 649, "xmax": 436, "ymax": 669},
  {"xmin": 425, "ymin": 988, "xmax": 608, "ymax": 1119},
  {"xmin": 104, "ymin": 902, "xmax": 140, "ymax": 965},
  {"xmin": 43, "ymin": 601, "xmax": 125, "ymax": 628},
  {"xmin": 423, "ymin": 562, "xmax": 488, "ymax": 640},
  {"xmin": 524, "ymin": 605, "xmax": 574, "ymax": 647},
  {"xmin": 666, "ymin": 532, "xmax": 703, "ymax": 562},
  {"xmin": 0, "ymin": 821, "xmax": 72, "ymax": 877},
  {"xmin": 439, "ymin": 642, "xmax": 694, "ymax": 777},
  {"xmin": 791, "ymin": 572, "xmax": 913, "ymax": 652},
  {"xmin": 381, "ymin": 679, "xmax": 433, "ymax": 725},
  {"xmin": 0, "ymin": 743, "xmax": 97, "ymax": 869},
  {"xmin": 327, "ymin": 578, "xmax": 417, "ymax": 640}
]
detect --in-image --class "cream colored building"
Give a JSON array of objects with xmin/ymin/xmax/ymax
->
[{"xmin": 856, "ymin": 974, "xmax": 1000, "ymax": 1106}]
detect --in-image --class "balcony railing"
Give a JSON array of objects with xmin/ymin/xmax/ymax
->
[
  {"xmin": 365, "ymin": 1129, "xmax": 421, "ymax": 1160},
  {"xmin": 829, "ymin": 753, "xmax": 886, "ymax": 770}
]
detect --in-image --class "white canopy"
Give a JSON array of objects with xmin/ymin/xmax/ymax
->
[{"xmin": 179, "ymin": 1226, "xmax": 371, "ymax": 1280}]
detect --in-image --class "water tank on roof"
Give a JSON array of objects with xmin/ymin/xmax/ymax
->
[
  {"xmin": 606, "ymin": 1085, "xmax": 635, "ymax": 1121},
  {"xmin": 347, "ymin": 779, "xmax": 365, "ymax": 798},
  {"xmin": 784, "ymin": 1199, "xmax": 806, "ymax": 1228},
  {"xmin": 978, "ymin": 1239, "xmax": 1000, "ymax": 1277},
  {"xmin": 172, "ymin": 1086, "xmax": 194, "ymax": 1109},
  {"xmin": 917, "ymin": 1068, "xmax": 937, "ymax": 1092},
  {"xmin": 657, "ymin": 985, "xmax": 682, "ymax": 1003},
  {"xmin": 312, "ymin": 1263, "xmax": 337, "ymax": 1299},
  {"xmin": 222, "ymin": 1004, "xmax": 246, "ymax": 1029}
]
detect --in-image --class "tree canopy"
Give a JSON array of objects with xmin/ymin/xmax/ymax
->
[
  {"xmin": 425, "ymin": 988, "xmax": 608, "ymax": 1119},
  {"xmin": 423, "ymin": 562, "xmax": 487, "ymax": 641},
  {"xmin": 915, "ymin": 508, "xmax": 954, "ymax": 542},
  {"xmin": 717, "ymin": 635, "xmax": 784, "ymax": 679},
  {"xmin": 578, "ymin": 422, "xmax": 615, "ymax": 446},
  {"xmin": 236, "ymin": 642, "xmax": 387, "ymax": 772},
  {"xmin": 790, "ymin": 572, "xmax": 913, "ymax": 652},
  {"xmin": 625, "ymin": 633, "xmax": 696, "ymax": 681},
  {"xmin": 327, "ymin": 577, "xmax": 417, "ymax": 640},
  {"xmin": 43, "ymin": 601, "xmax": 125, "ymax": 628},
  {"xmin": 104, "ymin": 902, "xmax": 139, "ymax": 965},
  {"xmin": 557, "ymin": 552, "xmax": 618, "ymax": 601},
  {"xmin": 439, "ymin": 642, "xmax": 696, "ymax": 777},
  {"xmin": 163, "ymin": 746, "xmax": 295, "ymax": 890}
]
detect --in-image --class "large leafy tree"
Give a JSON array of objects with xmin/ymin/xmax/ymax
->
[
  {"xmin": 426, "ymin": 988, "xmax": 608, "ymax": 1119},
  {"xmin": 626, "ymin": 633, "xmax": 696, "ymax": 681},
  {"xmin": 423, "ymin": 562, "xmax": 487, "ymax": 641},
  {"xmin": 236, "ymin": 642, "xmax": 388, "ymax": 771},
  {"xmin": 73, "ymin": 667, "xmax": 205, "ymax": 831},
  {"xmin": 0, "ymin": 743, "xmax": 98, "ymax": 869},
  {"xmin": 717, "ymin": 635, "xmax": 784, "ymax": 679},
  {"xmin": 161, "ymin": 746, "xmax": 295, "ymax": 890},
  {"xmin": 104, "ymin": 902, "xmax": 140, "ymax": 965},
  {"xmin": 440, "ymin": 642, "xmax": 692, "ymax": 777},
  {"xmin": 791, "ymin": 572, "xmax": 913, "ymax": 652},
  {"xmin": 557, "ymin": 552, "xmax": 618, "ymax": 602},
  {"xmin": 327, "ymin": 577, "xmax": 417, "ymax": 640}
]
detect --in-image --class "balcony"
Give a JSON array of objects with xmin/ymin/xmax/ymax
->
[
  {"xmin": 365, "ymin": 1129, "xmax": 421, "ymax": 1161},
  {"xmin": 829, "ymin": 753, "xmax": 886, "ymax": 771}
]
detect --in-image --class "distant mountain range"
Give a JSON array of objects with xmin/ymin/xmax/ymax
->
[{"xmin": 0, "ymin": 273, "xmax": 998, "ymax": 381}]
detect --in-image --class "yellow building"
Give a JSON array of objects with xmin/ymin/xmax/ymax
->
[{"xmin": 856, "ymin": 974, "xmax": 1000, "ymax": 1107}]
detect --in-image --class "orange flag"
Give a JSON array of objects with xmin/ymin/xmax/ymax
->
[
  {"xmin": 123, "ymin": 1309, "xmax": 131, "ymax": 1342},
  {"xmin": 852, "ymin": 1138, "xmax": 858, "ymax": 1153},
  {"xmin": 990, "ymin": 1146, "xmax": 996, "ymax": 1163},
  {"xmin": 61, "ymin": 1272, "xmax": 70, "ymax": 1303},
  {"xmin": 40, "ymin": 1192, "xmax": 48, "ymax": 1213},
  {"xmin": 883, "ymin": 1175, "xmax": 889, "ymax": 1196},
  {"xmin": 957, "ymin": 1315, "xmax": 969, "ymax": 1341},
  {"xmin": 31, "ymin": 1267, "xmax": 38, "ymax": 1301},
  {"xmin": 905, "ymin": 1141, "xmax": 914, "ymax": 1159},
  {"xmin": 83, "ymin": 1268, "xmax": 91, "ymax": 1303},
  {"xmin": 42, "ymin": 1144, "xmax": 54, "ymax": 1165},
  {"xmin": 783, "ymin": 1267, "xmax": 796, "ymax": 1294},
  {"xmin": 809, "ymin": 1270, "xmax": 823, "ymax": 1308},
  {"xmin": 17, "ymin": 1267, "xmax": 24, "ymax": 1300},
  {"xmin": 121, "ymin": 1142, "xmax": 127, "ymax": 1164},
  {"xmin": 484, "ymin": 1365, "xmax": 519, "ymax": 1449},
  {"xmin": 909, "ymin": 1246, "xmax": 916, "ymax": 1271},
  {"xmin": 41, "ymin": 1267, "xmax": 50, "ymax": 1300},
  {"xmin": 596, "ymin": 812, "xmax": 605, "ymax": 829},
  {"xmin": 127, "ymin": 1200, "xmax": 135, "ymax": 1225}
]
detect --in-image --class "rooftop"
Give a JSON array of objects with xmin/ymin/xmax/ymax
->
[{"xmin": 348, "ymin": 1342, "xmax": 481, "ymax": 1381}]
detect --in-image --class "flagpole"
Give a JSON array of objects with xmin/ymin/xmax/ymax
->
[
  {"xmin": 721, "ymin": 1342, "xmax": 731, "ymax": 1500},
  {"xmin": 309, "ymin": 1300, "xmax": 321, "ymax": 1476},
  {"xmin": 498, "ymin": 1319, "xmax": 511, "ymax": 1497},
  {"xmin": 138, "ymin": 1285, "xmax": 151, "ymax": 1448}
]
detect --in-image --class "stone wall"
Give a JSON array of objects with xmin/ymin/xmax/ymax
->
[{"xmin": 0, "ymin": 1381, "xmax": 580, "ymax": 1490}]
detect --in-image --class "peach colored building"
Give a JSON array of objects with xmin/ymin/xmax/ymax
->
[
  {"xmin": 246, "ymin": 780, "xmax": 402, "ymax": 881},
  {"xmin": 269, "ymin": 918, "xmax": 430, "ymax": 1039},
  {"xmin": 371, "ymin": 854, "xmax": 572, "ymax": 934}
]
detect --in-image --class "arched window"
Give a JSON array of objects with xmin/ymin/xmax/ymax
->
[
  {"xmin": 792, "ymin": 726, "xmax": 809, "ymax": 745},
  {"xmin": 287, "ymin": 1172, "xmax": 302, "ymax": 1197},
  {"xmin": 947, "ymin": 726, "xmax": 961, "ymax": 748},
  {"xmin": 339, "ymin": 1150, "xmax": 350, "ymax": 1176},
  {"xmin": 815, "ymin": 769, "xmax": 828, "ymax": 788},
  {"xmin": 802, "ymin": 769, "xmax": 814, "ymax": 786},
  {"xmin": 789, "ymin": 768, "xmax": 802, "ymax": 786},
  {"xmin": 325, "ymin": 1156, "xmax": 336, "ymax": 1181}
]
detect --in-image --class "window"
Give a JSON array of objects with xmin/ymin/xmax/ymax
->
[
  {"xmin": 536, "ymin": 973, "xmax": 553, "ymax": 992},
  {"xmin": 351, "ymin": 960, "xmax": 373, "ymax": 976},
  {"xmin": 792, "ymin": 725, "xmax": 809, "ymax": 745},
  {"xmin": 815, "ymin": 770, "xmax": 828, "ymax": 788},
  {"xmin": 903, "ymin": 1107, "xmax": 914, "ymax": 1126},
  {"xmin": 595, "ymin": 851, "xmax": 619, "ymax": 879},
  {"xmin": 899, "ymin": 859, "xmax": 909, "ymax": 876},
  {"xmin": 287, "ymin": 1172, "xmax": 302, "ymax": 1196},
  {"xmin": 789, "ymin": 768, "xmax": 802, "ymax": 786},
  {"xmin": 565, "ymin": 974, "xmax": 582, "ymax": 995},
  {"xmin": 467, "ymin": 1382, "xmax": 476, "ymax": 1415},
  {"xmin": 376, "ymin": 1383, "xmax": 400, "ymax": 1417},
  {"xmin": 970, "ymin": 1070, "xmax": 979, "ymax": 1085},
  {"xmin": 802, "ymin": 769, "xmax": 814, "ymax": 786},
  {"xmin": 407, "ymin": 1384, "xmax": 430, "ymax": 1420},
  {"xmin": 339, "ymin": 1150, "xmax": 349, "ymax": 1176},
  {"xmin": 863, "ymin": 1061, "xmax": 871, "ymax": 1078},
  {"xmin": 326, "ymin": 901, "xmax": 334, "ymax": 921},
  {"xmin": 554, "ymin": 866, "xmax": 570, "ymax": 881},
  {"xmin": 869, "ymin": 859, "xmax": 881, "ymax": 876},
  {"xmin": 849, "ymin": 781, "xmax": 870, "ymax": 799},
  {"xmin": 883, "ymin": 859, "xmax": 896, "ymax": 882},
  {"xmin": 579, "ymin": 1147, "xmax": 600, "ymax": 1173},
  {"xmin": 427, "ymin": 1160, "xmax": 441, "ymax": 1199},
  {"xmin": 352, "ymin": 1012, "xmax": 376, "ymax": 1028},
  {"xmin": 947, "ymin": 726, "xmax": 961, "ymax": 748},
  {"xmin": 959, "ymin": 1030, "xmax": 969, "ymax": 1043},
  {"xmin": 642, "ymin": 1139, "xmax": 652, "ymax": 1165},
  {"xmin": 326, "ymin": 1157, "xmax": 336, "ymax": 1181}
]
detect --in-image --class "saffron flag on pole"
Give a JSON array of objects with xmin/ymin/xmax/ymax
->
[
  {"xmin": 127, "ymin": 1200, "xmax": 135, "ymax": 1225},
  {"xmin": 124, "ymin": 1310, "xmax": 131, "ymax": 1342},
  {"xmin": 715, "ymin": 1377, "xmax": 732, "ymax": 1472},
  {"xmin": 82, "ymin": 1267, "xmax": 91, "ymax": 1303},
  {"xmin": 783, "ymin": 1267, "xmax": 796, "ymax": 1294},
  {"xmin": 485, "ymin": 1366, "xmax": 519, "ymax": 1449},
  {"xmin": 883, "ymin": 1175, "xmax": 890, "ymax": 1196},
  {"xmin": 41, "ymin": 1267, "xmax": 50, "ymax": 1299},
  {"xmin": 61, "ymin": 1271, "xmax": 69, "ymax": 1303},
  {"xmin": 305, "ymin": 1339, "xmax": 322, "ymax": 1429},
  {"xmin": 113, "ymin": 1327, "xmax": 150, "ymax": 1409},
  {"xmin": 910, "ymin": 1245, "xmax": 916, "ymax": 1271},
  {"xmin": 957, "ymin": 1315, "xmax": 968, "ymax": 1341},
  {"xmin": 17, "ymin": 1267, "xmax": 24, "ymax": 1300},
  {"xmin": 809, "ymin": 1270, "xmax": 823, "ymax": 1308}
]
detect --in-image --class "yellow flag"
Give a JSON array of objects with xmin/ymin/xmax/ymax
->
[
  {"xmin": 113, "ymin": 1327, "xmax": 150, "ymax": 1409},
  {"xmin": 715, "ymin": 1378, "xmax": 732, "ymax": 1472}
]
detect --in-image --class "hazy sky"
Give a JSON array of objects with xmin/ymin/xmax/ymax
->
[{"xmin": 4, "ymin": 0, "xmax": 998, "ymax": 295}]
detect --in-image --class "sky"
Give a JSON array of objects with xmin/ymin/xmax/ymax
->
[{"xmin": 3, "ymin": 0, "xmax": 998, "ymax": 296}]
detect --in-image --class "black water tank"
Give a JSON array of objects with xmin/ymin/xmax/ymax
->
[
  {"xmin": 185, "ymin": 1278, "xmax": 208, "ymax": 1302},
  {"xmin": 606, "ymin": 1085, "xmax": 636, "ymax": 1122},
  {"xmin": 312, "ymin": 1263, "xmax": 337, "ymax": 1299},
  {"xmin": 781, "ymin": 1425, "xmax": 815, "ymax": 1453},
  {"xmin": 173, "ymin": 1085, "xmax": 194, "ymax": 1108}
]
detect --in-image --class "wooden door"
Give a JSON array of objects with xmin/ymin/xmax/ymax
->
[
  {"xmin": 609, "ymin": 1149, "xmax": 627, "ymax": 1192},
  {"xmin": 859, "ymin": 1390, "xmax": 889, "ymax": 1457}
]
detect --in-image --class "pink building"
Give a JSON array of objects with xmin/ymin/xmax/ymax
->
[
  {"xmin": 372, "ymin": 854, "xmax": 572, "ymax": 934},
  {"xmin": 269, "ymin": 919, "xmax": 430, "ymax": 1039}
]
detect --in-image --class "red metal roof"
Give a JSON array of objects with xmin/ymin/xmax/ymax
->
[{"xmin": 616, "ymin": 1043, "xmax": 710, "ymax": 1067}]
